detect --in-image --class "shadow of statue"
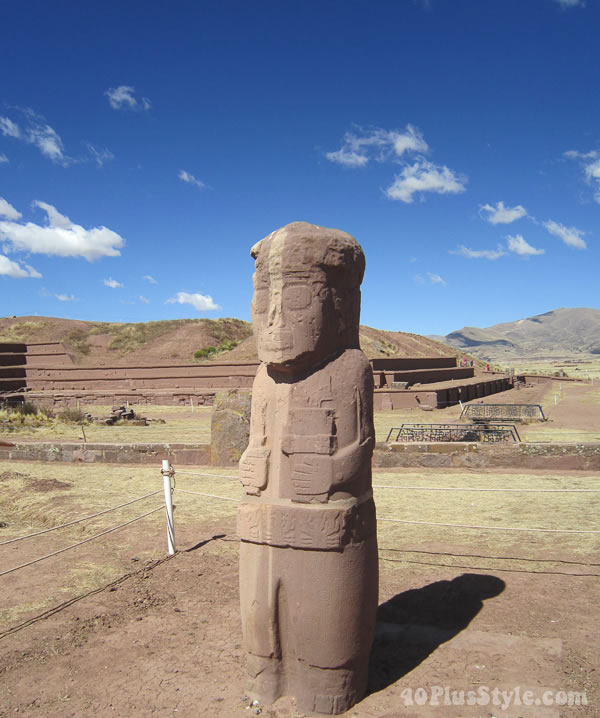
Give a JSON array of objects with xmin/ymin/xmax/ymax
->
[
  {"xmin": 367, "ymin": 573, "xmax": 506, "ymax": 695},
  {"xmin": 185, "ymin": 534, "xmax": 227, "ymax": 552}
]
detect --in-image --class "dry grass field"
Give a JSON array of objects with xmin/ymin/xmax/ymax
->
[{"xmin": 3, "ymin": 376, "xmax": 600, "ymax": 446}]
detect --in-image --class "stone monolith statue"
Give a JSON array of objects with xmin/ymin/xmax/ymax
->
[{"xmin": 238, "ymin": 221, "xmax": 378, "ymax": 715}]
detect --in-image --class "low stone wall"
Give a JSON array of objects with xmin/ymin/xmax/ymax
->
[
  {"xmin": 3, "ymin": 439, "xmax": 599, "ymax": 471},
  {"xmin": 0, "ymin": 441, "xmax": 210, "ymax": 466},
  {"xmin": 373, "ymin": 442, "xmax": 600, "ymax": 471},
  {"xmin": 21, "ymin": 390, "xmax": 219, "ymax": 409}
]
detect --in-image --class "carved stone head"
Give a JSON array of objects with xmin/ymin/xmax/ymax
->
[{"xmin": 250, "ymin": 221, "xmax": 365, "ymax": 371}]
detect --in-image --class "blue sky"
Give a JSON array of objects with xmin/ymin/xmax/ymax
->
[{"xmin": 0, "ymin": 0, "xmax": 598, "ymax": 336}]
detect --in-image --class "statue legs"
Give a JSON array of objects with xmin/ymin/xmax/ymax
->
[{"xmin": 240, "ymin": 535, "xmax": 378, "ymax": 714}]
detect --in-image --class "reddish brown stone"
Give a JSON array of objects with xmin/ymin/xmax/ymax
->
[{"xmin": 238, "ymin": 222, "xmax": 378, "ymax": 714}]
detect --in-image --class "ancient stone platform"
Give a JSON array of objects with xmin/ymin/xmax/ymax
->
[{"xmin": 0, "ymin": 343, "xmax": 514, "ymax": 409}]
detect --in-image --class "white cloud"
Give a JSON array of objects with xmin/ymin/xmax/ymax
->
[
  {"xmin": 324, "ymin": 148, "xmax": 368, "ymax": 168},
  {"xmin": 139, "ymin": 295, "xmax": 150, "ymax": 304},
  {"xmin": 0, "ymin": 153, "xmax": 8, "ymax": 163},
  {"xmin": 27, "ymin": 123, "xmax": 65, "ymax": 163},
  {"xmin": 143, "ymin": 275, "xmax": 157, "ymax": 284},
  {"xmin": 0, "ymin": 201, "xmax": 125, "ymax": 261},
  {"xmin": 41, "ymin": 288, "xmax": 76, "ymax": 301},
  {"xmin": 178, "ymin": 170, "xmax": 206, "ymax": 190},
  {"xmin": 385, "ymin": 159, "xmax": 467, "ymax": 203},
  {"xmin": 556, "ymin": 0, "xmax": 585, "ymax": 7},
  {"xmin": 564, "ymin": 149, "xmax": 600, "ymax": 202},
  {"xmin": 0, "ymin": 116, "xmax": 21, "ymax": 138},
  {"xmin": 166, "ymin": 291, "xmax": 220, "ymax": 312},
  {"xmin": 105, "ymin": 86, "xmax": 136, "ymax": 109},
  {"xmin": 480, "ymin": 201, "xmax": 527, "ymax": 224},
  {"xmin": 87, "ymin": 144, "xmax": 115, "ymax": 167},
  {"xmin": 506, "ymin": 234, "xmax": 545, "ymax": 256},
  {"xmin": 427, "ymin": 272, "xmax": 447, "ymax": 286},
  {"xmin": 0, "ymin": 255, "xmax": 41, "ymax": 278},
  {"xmin": 1, "ymin": 109, "xmax": 69, "ymax": 165},
  {"xmin": 450, "ymin": 244, "xmax": 506, "ymax": 260},
  {"xmin": 104, "ymin": 277, "xmax": 123, "ymax": 288},
  {"xmin": 543, "ymin": 220, "xmax": 587, "ymax": 249},
  {"xmin": 414, "ymin": 272, "xmax": 447, "ymax": 287},
  {"xmin": 105, "ymin": 86, "xmax": 151, "ymax": 111},
  {"xmin": 0, "ymin": 198, "xmax": 22, "ymax": 220},
  {"xmin": 325, "ymin": 125, "xmax": 429, "ymax": 167}
]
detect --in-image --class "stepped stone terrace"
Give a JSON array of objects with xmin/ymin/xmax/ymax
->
[{"xmin": 0, "ymin": 343, "xmax": 513, "ymax": 410}]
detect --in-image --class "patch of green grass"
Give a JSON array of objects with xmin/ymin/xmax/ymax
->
[
  {"xmin": 0, "ymin": 405, "xmax": 56, "ymax": 428},
  {"xmin": 194, "ymin": 339, "xmax": 240, "ymax": 361}
]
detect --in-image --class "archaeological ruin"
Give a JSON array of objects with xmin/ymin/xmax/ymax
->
[
  {"xmin": 0, "ymin": 342, "xmax": 514, "ymax": 410},
  {"xmin": 238, "ymin": 221, "xmax": 378, "ymax": 714}
]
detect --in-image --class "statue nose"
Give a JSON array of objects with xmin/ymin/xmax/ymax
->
[{"xmin": 267, "ymin": 294, "xmax": 283, "ymax": 327}]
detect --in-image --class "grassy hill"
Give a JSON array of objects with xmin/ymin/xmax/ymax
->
[{"xmin": 0, "ymin": 315, "xmax": 468, "ymax": 365}]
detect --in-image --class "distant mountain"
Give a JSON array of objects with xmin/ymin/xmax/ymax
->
[{"xmin": 438, "ymin": 308, "xmax": 600, "ymax": 360}]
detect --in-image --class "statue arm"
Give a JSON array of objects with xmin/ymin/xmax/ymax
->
[{"xmin": 239, "ymin": 365, "xmax": 271, "ymax": 494}]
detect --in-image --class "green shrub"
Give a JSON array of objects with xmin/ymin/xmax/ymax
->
[
  {"xmin": 16, "ymin": 402, "xmax": 39, "ymax": 416},
  {"xmin": 193, "ymin": 339, "xmax": 239, "ymax": 361},
  {"xmin": 194, "ymin": 346, "xmax": 217, "ymax": 359},
  {"xmin": 58, "ymin": 408, "xmax": 86, "ymax": 423}
]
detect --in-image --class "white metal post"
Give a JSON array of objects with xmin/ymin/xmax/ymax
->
[{"xmin": 162, "ymin": 459, "xmax": 176, "ymax": 555}]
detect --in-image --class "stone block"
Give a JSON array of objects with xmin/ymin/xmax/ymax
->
[{"xmin": 210, "ymin": 389, "xmax": 251, "ymax": 466}]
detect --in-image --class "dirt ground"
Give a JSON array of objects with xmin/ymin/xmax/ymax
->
[
  {"xmin": 1, "ymin": 508, "xmax": 598, "ymax": 718},
  {"xmin": 1, "ymin": 380, "xmax": 599, "ymax": 718}
]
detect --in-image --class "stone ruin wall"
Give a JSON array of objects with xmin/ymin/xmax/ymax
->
[{"xmin": 0, "ymin": 343, "xmax": 517, "ymax": 409}]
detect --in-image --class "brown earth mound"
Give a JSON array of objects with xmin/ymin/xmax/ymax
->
[{"xmin": 0, "ymin": 316, "xmax": 472, "ymax": 367}]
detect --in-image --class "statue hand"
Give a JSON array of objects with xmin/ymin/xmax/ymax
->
[
  {"xmin": 240, "ymin": 447, "xmax": 270, "ymax": 491},
  {"xmin": 291, "ymin": 454, "xmax": 332, "ymax": 496}
]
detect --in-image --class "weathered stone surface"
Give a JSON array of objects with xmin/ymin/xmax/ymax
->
[
  {"xmin": 373, "ymin": 442, "xmax": 600, "ymax": 470},
  {"xmin": 238, "ymin": 222, "xmax": 378, "ymax": 714},
  {"xmin": 210, "ymin": 389, "xmax": 251, "ymax": 466}
]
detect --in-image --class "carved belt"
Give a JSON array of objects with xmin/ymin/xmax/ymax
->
[{"xmin": 238, "ymin": 495, "xmax": 376, "ymax": 550}]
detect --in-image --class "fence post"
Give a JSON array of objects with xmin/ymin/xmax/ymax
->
[{"xmin": 162, "ymin": 459, "xmax": 176, "ymax": 555}]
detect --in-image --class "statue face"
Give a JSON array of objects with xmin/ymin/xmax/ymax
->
[
  {"xmin": 250, "ymin": 223, "xmax": 365, "ymax": 370},
  {"xmin": 252, "ymin": 270, "xmax": 339, "ymax": 370}
]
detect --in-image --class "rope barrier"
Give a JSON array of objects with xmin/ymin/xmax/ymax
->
[
  {"xmin": 378, "ymin": 517, "xmax": 600, "ymax": 534},
  {"xmin": 373, "ymin": 485, "xmax": 600, "ymax": 493},
  {"xmin": 0, "ymin": 553, "xmax": 178, "ymax": 641},
  {"xmin": 0, "ymin": 490, "xmax": 163, "ymax": 546},
  {"xmin": 174, "ymin": 469, "xmax": 239, "ymax": 481},
  {"xmin": 377, "ymin": 546, "xmax": 600, "ymax": 567},
  {"xmin": 0, "ymin": 506, "xmax": 163, "ymax": 578},
  {"xmin": 378, "ymin": 555, "xmax": 600, "ymax": 578},
  {"xmin": 175, "ymin": 488, "xmax": 238, "ymax": 503}
]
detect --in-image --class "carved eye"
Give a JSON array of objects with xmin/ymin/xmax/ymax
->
[
  {"xmin": 283, "ymin": 284, "xmax": 312, "ymax": 310},
  {"xmin": 253, "ymin": 288, "xmax": 269, "ymax": 314}
]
